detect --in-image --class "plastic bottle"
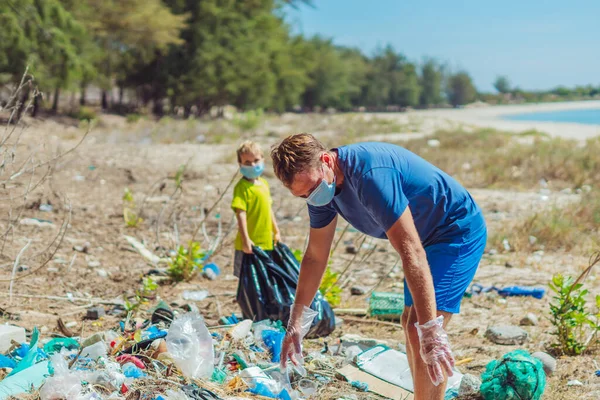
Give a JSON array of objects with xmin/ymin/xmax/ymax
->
[{"xmin": 202, "ymin": 263, "xmax": 220, "ymax": 280}]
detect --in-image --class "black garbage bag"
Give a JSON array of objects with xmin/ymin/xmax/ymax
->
[{"xmin": 236, "ymin": 242, "xmax": 335, "ymax": 338}]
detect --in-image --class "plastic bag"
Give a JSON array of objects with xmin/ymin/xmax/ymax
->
[
  {"xmin": 240, "ymin": 366, "xmax": 293, "ymax": 400},
  {"xmin": 40, "ymin": 352, "xmax": 90, "ymax": 400},
  {"xmin": 262, "ymin": 329, "xmax": 285, "ymax": 363},
  {"xmin": 166, "ymin": 311, "xmax": 214, "ymax": 379},
  {"xmin": 236, "ymin": 242, "xmax": 335, "ymax": 338}
]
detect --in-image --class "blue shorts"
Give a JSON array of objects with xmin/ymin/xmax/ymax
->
[{"xmin": 404, "ymin": 218, "xmax": 487, "ymax": 314}]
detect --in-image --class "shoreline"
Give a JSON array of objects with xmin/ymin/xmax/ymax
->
[{"xmin": 407, "ymin": 100, "xmax": 600, "ymax": 140}]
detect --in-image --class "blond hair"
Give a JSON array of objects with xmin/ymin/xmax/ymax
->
[
  {"xmin": 236, "ymin": 141, "xmax": 263, "ymax": 163},
  {"xmin": 270, "ymin": 133, "xmax": 326, "ymax": 187}
]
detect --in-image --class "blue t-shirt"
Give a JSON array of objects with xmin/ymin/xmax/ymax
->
[{"xmin": 308, "ymin": 142, "xmax": 483, "ymax": 246}]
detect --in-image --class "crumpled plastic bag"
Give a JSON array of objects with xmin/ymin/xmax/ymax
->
[
  {"xmin": 40, "ymin": 352, "xmax": 91, "ymax": 400},
  {"xmin": 166, "ymin": 311, "xmax": 214, "ymax": 379}
]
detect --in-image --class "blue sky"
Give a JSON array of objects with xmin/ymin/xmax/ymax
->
[{"xmin": 286, "ymin": 0, "xmax": 600, "ymax": 92}]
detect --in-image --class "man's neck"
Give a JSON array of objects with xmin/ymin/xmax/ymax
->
[{"xmin": 330, "ymin": 149, "xmax": 344, "ymax": 187}]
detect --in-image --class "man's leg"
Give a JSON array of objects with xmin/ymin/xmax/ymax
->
[{"xmin": 404, "ymin": 307, "xmax": 453, "ymax": 400}]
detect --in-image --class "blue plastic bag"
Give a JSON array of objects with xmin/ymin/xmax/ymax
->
[{"xmin": 262, "ymin": 330, "xmax": 285, "ymax": 363}]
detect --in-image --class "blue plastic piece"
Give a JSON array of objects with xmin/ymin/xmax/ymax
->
[
  {"xmin": 351, "ymin": 380, "xmax": 369, "ymax": 392},
  {"xmin": 469, "ymin": 284, "xmax": 545, "ymax": 299},
  {"xmin": 203, "ymin": 263, "xmax": 220, "ymax": 276},
  {"xmin": 497, "ymin": 286, "xmax": 545, "ymax": 299},
  {"xmin": 262, "ymin": 330, "xmax": 285, "ymax": 363},
  {"xmin": 249, "ymin": 344, "xmax": 265, "ymax": 353},
  {"xmin": 0, "ymin": 354, "xmax": 16, "ymax": 369},
  {"xmin": 122, "ymin": 363, "xmax": 146, "ymax": 379},
  {"xmin": 595, "ymin": 370, "xmax": 600, "ymax": 377},
  {"xmin": 143, "ymin": 325, "xmax": 167, "ymax": 341},
  {"xmin": 247, "ymin": 383, "xmax": 291, "ymax": 400},
  {"xmin": 8, "ymin": 328, "xmax": 42, "ymax": 377}
]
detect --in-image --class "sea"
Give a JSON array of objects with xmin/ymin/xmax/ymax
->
[{"xmin": 504, "ymin": 108, "xmax": 600, "ymax": 125}]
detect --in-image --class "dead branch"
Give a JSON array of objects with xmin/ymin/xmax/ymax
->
[
  {"xmin": 0, "ymin": 203, "xmax": 71, "ymax": 282},
  {"xmin": 8, "ymin": 238, "xmax": 31, "ymax": 305}
]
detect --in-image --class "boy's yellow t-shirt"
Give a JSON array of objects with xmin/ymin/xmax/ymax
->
[{"xmin": 231, "ymin": 177, "xmax": 274, "ymax": 251}]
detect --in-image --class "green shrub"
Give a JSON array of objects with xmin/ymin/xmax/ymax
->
[{"xmin": 70, "ymin": 106, "xmax": 97, "ymax": 121}]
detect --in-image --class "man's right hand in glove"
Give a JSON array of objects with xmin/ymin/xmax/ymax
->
[{"xmin": 280, "ymin": 303, "xmax": 305, "ymax": 368}]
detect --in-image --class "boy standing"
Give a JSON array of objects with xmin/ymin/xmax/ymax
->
[{"xmin": 231, "ymin": 141, "xmax": 281, "ymax": 277}]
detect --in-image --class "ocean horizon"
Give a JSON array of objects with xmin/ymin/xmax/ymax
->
[{"xmin": 503, "ymin": 108, "xmax": 600, "ymax": 125}]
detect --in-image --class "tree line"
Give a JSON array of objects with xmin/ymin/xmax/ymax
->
[{"xmin": 1, "ymin": 0, "xmax": 597, "ymax": 118}]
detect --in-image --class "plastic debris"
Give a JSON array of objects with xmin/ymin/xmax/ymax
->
[
  {"xmin": 202, "ymin": 263, "xmax": 221, "ymax": 280},
  {"xmin": 469, "ymin": 283, "xmax": 546, "ymax": 299},
  {"xmin": 229, "ymin": 320, "xmax": 253, "ymax": 341},
  {"xmin": 481, "ymin": 349, "xmax": 546, "ymax": 400},
  {"xmin": 262, "ymin": 329, "xmax": 285, "ymax": 363},
  {"xmin": 122, "ymin": 362, "xmax": 146, "ymax": 378},
  {"xmin": 81, "ymin": 341, "xmax": 108, "ymax": 360},
  {"xmin": 0, "ymin": 286, "xmax": 457, "ymax": 400},
  {"xmin": 368, "ymin": 292, "xmax": 404, "ymax": 321},
  {"xmin": 39, "ymin": 204, "xmax": 53, "ymax": 212},
  {"xmin": 19, "ymin": 218, "xmax": 55, "ymax": 228},
  {"xmin": 0, "ymin": 354, "xmax": 16, "ymax": 369},
  {"xmin": 43, "ymin": 338, "xmax": 80, "ymax": 355},
  {"xmin": 0, "ymin": 325, "xmax": 26, "ymax": 353},
  {"xmin": 0, "ymin": 360, "xmax": 49, "ymax": 399},
  {"xmin": 297, "ymin": 379, "xmax": 318, "ymax": 397},
  {"xmin": 166, "ymin": 312, "xmax": 214, "ymax": 379},
  {"xmin": 351, "ymin": 380, "xmax": 369, "ymax": 391},
  {"xmin": 182, "ymin": 290, "xmax": 210, "ymax": 301}
]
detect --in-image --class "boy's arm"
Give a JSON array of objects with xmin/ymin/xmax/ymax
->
[
  {"xmin": 235, "ymin": 209, "xmax": 254, "ymax": 254},
  {"xmin": 271, "ymin": 209, "xmax": 281, "ymax": 243}
]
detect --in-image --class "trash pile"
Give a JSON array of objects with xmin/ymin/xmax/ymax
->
[
  {"xmin": 0, "ymin": 299, "xmax": 470, "ymax": 400},
  {"xmin": 0, "ymin": 240, "xmax": 550, "ymax": 399}
]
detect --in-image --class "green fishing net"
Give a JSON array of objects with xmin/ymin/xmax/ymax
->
[{"xmin": 480, "ymin": 349, "xmax": 546, "ymax": 400}]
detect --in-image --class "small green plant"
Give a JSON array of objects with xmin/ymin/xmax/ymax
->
[
  {"xmin": 320, "ymin": 263, "xmax": 342, "ymax": 307},
  {"xmin": 233, "ymin": 109, "xmax": 263, "ymax": 131},
  {"xmin": 126, "ymin": 113, "xmax": 142, "ymax": 124},
  {"xmin": 70, "ymin": 106, "xmax": 97, "ymax": 121},
  {"xmin": 125, "ymin": 277, "xmax": 158, "ymax": 312},
  {"xmin": 292, "ymin": 249, "xmax": 303, "ymax": 263},
  {"xmin": 158, "ymin": 116, "xmax": 174, "ymax": 125},
  {"xmin": 174, "ymin": 165, "xmax": 185, "ymax": 190},
  {"xmin": 549, "ymin": 272, "xmax": 600, "ymax": 355},
  {"xmin": 168, "ymin": 241, "xmax": 205, "ymax": 282},
  {"xmin": 123, "ymin": 188, "xmax": 143, "ymax": 227},
  {"xmin": 293, "ymin": 249, "xmax": 342, "ymax": 306}
]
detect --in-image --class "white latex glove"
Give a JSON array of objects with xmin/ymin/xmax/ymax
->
[
  {"xmin": 280, "ymin": 303, "xmax": 303, "ymax": 369},
  {"xmin": 414, "ymin": 315, "xmax": 455, "ymax": 386},
  {"xmin": 280, "ymin": 304, "xmax": 317, "ymax": 374}
]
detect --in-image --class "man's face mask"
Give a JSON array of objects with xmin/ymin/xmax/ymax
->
[{"xmin": 306, "ymin": 164, "xmax": 336, "ymax": 207}]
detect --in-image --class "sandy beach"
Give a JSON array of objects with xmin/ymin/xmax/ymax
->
[{"xmin": 415, "ymin": 100, "xmax": 600, "ymax": 140}]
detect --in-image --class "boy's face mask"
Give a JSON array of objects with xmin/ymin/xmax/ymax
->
[
  {"xmin": 240, "ymin": 161, "xmax": 264, "ymax": 179},
  {"xmin": 306, "ymin": 164, "xmax": 336, "ymax": 207}
]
